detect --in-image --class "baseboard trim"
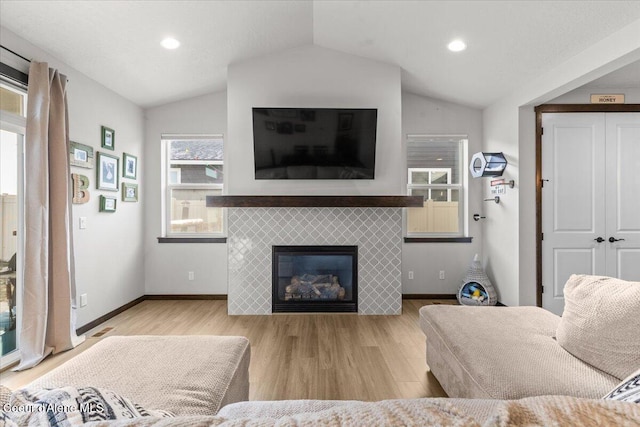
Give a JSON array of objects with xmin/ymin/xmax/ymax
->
[
  {"xmin": 76, "ymin": 296, "xmax": 146, "ymax": 336},
  {"xmin": 0, "ymin": 359, "xmax": 18, "ymax": 373},
  {"xmin": 402, "ymin": 294, "xmax": 457, "ymax": 299},
  {"xmin": 75, "ymin": 295, "xmax": 228, "ymax": 335},
  {"xmin": 144, "ymin": 294, "xmax": 228, "ymax": 300},
  {"xmin": 78, "ymin": 293, "xmax": 463, "ymax": 335}
]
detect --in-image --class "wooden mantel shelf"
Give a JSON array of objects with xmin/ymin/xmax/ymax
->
[{"xmin": 206, "ymin": 195, "xmax": 424, "ymax": 208}]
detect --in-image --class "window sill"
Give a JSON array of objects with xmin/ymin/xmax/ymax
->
[
  {"xmin": 404, "ymin": 237, "xmax": 473, "ymax": 243},
  {"xmin": 157, "ymin": 237, "xmax": 227, "ymax": 244}
]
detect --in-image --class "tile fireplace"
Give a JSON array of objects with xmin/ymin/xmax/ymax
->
[{"xmin": 226, "ymin": 206, "xmax": 403, "ymax": 315}]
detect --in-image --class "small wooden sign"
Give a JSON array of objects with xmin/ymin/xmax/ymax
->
[{"xmin": 590, "ymin": 94, "xmax": 625, "ymax": 104}]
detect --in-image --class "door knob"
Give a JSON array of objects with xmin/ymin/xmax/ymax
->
[
  {"xmin": 594, "ymin": 237, "xmax": 605, "ymax": 243},
  {"xmin": 609, "ymin": 237, "xmax": 626, "ymax": 243}
]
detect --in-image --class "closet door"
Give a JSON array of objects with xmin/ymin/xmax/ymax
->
[
  {"xmin": 604, "ymin": 113, "xmax": 640, "ymax": 281},
  {"xmin": 541, "ymin": 113, "xmax": 606, "ymax": 315}
]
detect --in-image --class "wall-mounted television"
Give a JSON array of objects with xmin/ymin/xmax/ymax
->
[{"xmin": 252, "ymin": 108, "xmax": 377, "ymax": 179}]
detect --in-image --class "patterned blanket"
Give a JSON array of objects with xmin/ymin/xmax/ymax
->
[{"xmin": 1, "ymin": 386, "xmax": 173, "ymax": 426}]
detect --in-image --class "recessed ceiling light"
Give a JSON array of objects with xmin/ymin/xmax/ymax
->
[
  {"xmin": 161, "ymin": 37, "xmax": 180, "ymax": 50},
  {"xmin": 436, "ymin": 158, "xmax": 443, "ymax": 161},
  {"xmin": 447, "ymin": 39, "xmax": 466, "ymax": 52}
]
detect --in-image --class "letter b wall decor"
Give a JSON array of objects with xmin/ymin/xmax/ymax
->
[{"xmin": 72, "ymin": 173, "xmax": 90, "ymax": 204}]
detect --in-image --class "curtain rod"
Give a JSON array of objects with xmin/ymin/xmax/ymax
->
[
  {"xmin": 0, "ymin": 45, "xmax": 29, "ymax": 87},
  {"xmin": 1, "ymin": 45, "xmax": 31, "ymax": 63},
  {"xmin": 1, "ymin": 45, "xmax": 70, "ymax": 86}
]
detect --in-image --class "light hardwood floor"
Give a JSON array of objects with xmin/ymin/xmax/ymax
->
[{"xmin": 0, "ymin": 299, "xmax": 451, "ymax": 401}]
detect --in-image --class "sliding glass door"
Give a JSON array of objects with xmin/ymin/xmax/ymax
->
[{"xmin": 0, "ymin": 81, "xmax": 25, "ymax": 367}]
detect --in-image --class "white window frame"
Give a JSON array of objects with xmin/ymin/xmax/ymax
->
[
  {"xmin": 408, "ymin": 167, "xmax": 453, "ymax": 201},
  {"xmin": 0, "ymin": 79, "xmax": 26, "ymax": 367},
  {"xmin": 405, "ymin": 135, "xmax": 468, "ymax": 237},
  {"xmin": 161, "ymin": 134, "xmax": 225, "ymax": 238}
]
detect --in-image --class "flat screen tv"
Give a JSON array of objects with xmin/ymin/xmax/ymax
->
[{"xmin": 252, "ymin": 108, "xmax": 377, "ymax": 179}]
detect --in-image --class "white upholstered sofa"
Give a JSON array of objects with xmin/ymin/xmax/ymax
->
[{"xmin": 420, "ymin": 274, "xmax": 640, "ymax": 400}]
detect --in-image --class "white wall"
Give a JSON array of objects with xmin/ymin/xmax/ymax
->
[
  {"xmin": 482, "ymin": 19, "xmax": 640, "ymax": 307},
  {"xmin": 1, "ymin": 27, "xmax": 145, "ymax": 327},
  {"xmin": 401, "ymin": 92, "xmax": 484, "ymax": 295},
  {"xmin": 548, "ymin": 87, "xmax": 640, "ymax": 104},
  {"xmin": 143, "ymin": 91, "xmax": 228, "ymax": 294},
  {"xmin": 482, "ymin": 103, "xmax": 521, "ymax": 305},
  {"xmin": 226, "ymin": 45, "xmax": 403, "ymax": 195}
]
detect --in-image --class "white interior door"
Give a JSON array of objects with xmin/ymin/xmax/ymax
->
[
  {"xmin": 541, "ymin": 113, "xmax": 606, "ymax": 315},
  {"xmin": 542, "ymin": 112, "xmax": 640, "ymax": 315},
  {"xmin": 605, "ymin": 113, "xmax": 640, "ymax": 281}
]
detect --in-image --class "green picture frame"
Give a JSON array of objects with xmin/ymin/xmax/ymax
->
[
  {"xmin": 96, "ymin": 151, "xmax": 119, "ymax": 191},
  {"xmin": 99, "ymin": 195, "xmax": 116, "ymax": 212},
  {"xmin": 101, "ymin": 125, "xmax": 115, "ymax": 150},
  {"xmin": 122, "ymin": 182, "xmax": 138, "ymax": 202},
  {"xmin": 69, "ymin": 141, "xmax": 94, "ymax": 169},
  {"xmin": 123, "ymin": 152, "xmax": 137, "ymax": 180}
]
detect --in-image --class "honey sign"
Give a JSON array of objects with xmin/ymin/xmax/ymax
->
[{"xmin": 590, "ymin": 94, "xmax": 625, "ymax": 104}]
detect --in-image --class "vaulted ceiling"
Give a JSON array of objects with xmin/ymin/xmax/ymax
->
[{"xmin": 1, "ymin": 1, "xmax": 639, "ymax": 108}]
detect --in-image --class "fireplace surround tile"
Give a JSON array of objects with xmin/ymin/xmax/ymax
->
[{"xmin": 227, "ymin": 207, "xmax": 402, "ymax": 315}]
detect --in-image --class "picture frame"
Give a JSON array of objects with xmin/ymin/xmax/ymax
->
[
  {"xmin": 101, "ymin": 125, "xmax": 115, "ymax": 150},
  {"xmin": 96, "ymin": 152, "xmax": 119, "ymax": 191},
  {"xmin": 338, "ymin": 113, "xmax": 353, "ymax": 131},
  {"xmin": 300, "ymin": 110, "xmax": 315, "ymax": 122},
  {"xmin": 272, "ymin": 110, "xmax": 297, "ymax": 119},
  {"xmin": 122, "ymin": 182, "xmax": 138, "ymax": 202},
  {"xmin": 99, "ymin": 195, "xmax": 117, "ymax": 212},
  {"xmin": 122, "ymin": 152, "xmax": 138, "ymax": 180},
  {"xmin": 276, "ymin": 121, "xmax": 293, "ymax": 134},
  {"xmin": 69, "ymin": 141, "xmax": 94, "ymax": 169}
]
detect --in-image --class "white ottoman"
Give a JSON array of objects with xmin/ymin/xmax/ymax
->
[{"xmin": 26, "ymin": 335, "xmax": 250, "ymax": 415}]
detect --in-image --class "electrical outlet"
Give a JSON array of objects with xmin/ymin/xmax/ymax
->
[
  {"xmin": 408, "ymin": 271, "xmax": 414, "ymax": 280},
  {"xmin": 80, "ymin": 293, "xmax": 88, "ymax": 307},
  {"xmin": 439, "ymin": 270, "xmax": 445, "ymax": 280},
  {"xmin": 79, "ymin": 217, "xmax": 87, "ymax": 229},
  {"xmin": 188, "ymin": 271, "xmax": 195, "ymax": 281}
]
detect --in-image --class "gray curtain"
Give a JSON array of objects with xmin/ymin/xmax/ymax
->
[{"xmin": 15, "ymin": 61, "xmax": 84, "ymax": 370}]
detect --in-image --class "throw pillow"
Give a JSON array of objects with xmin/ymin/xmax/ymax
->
[
  {"xmin": 0, "ymin": 385, "xmax": 11, "ymax": 407},
  {"xmin": 603, "ymin": 368, "xmax": 640, "ymax": 403},
  {"xmin": 556, "ymin": 274, "xmax": 640, "ymax": 380},
  {"xmin": 3, "ymin": 386, "xmax": 174, "ymax": 426},
  {"xmin": 0, "ymin": 385, "xmax": 12, "ymax": 426}
]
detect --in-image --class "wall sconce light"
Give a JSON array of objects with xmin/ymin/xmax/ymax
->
[{"xmin": 469, "ymin": 152, "xmax": 507, "ymax": 178}]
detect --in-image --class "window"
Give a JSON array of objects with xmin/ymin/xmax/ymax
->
[
  {"xmin": 0, "ymin": 83, "xmax": 26, "ymax": 117},
  {"xmin": 406, "ymin": 135, "xmax": 467, "ymax": 236},
  {"xmin": 162, "ymin": 135, "xmax": 224, "ymax": 237}
]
